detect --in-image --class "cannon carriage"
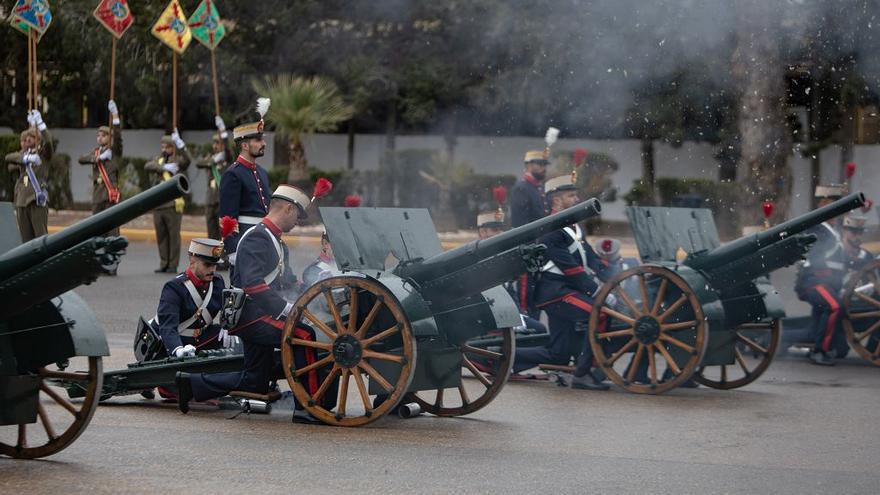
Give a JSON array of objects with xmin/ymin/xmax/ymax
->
[
  {"xmin": 584, "ymin": 192, "xmax": 865, "ymax": 394},
  {"xmin": 0, "ymin": 177, "xmax": 189, "ymax": 459}
]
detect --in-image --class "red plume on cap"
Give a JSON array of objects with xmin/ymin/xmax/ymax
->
[
  {"xmin": 863, "ymin": 198, "xmax": 874, "ymax": 213},
  {"xmin": 762, "ymin": 201, "xmax": 774, "ymax": 219},
  {"xmin": 311, "ymin": 178, "xmax": 333, "ymax": 202},
  {"xmin": 344, "ymin": 194, "xmax": 362, "ymax": 207},
  {"xmin": 845, "ymin": 162, "xmax": 857, "ymax": 179},
  {"xmin": 492, "ymin": 186, "xmax": 507, "ymax": 207},
  {"xmin": 601, "ymin": 239, "xmax": 613, "ymax": 253},
  {"xmin": 220, "ymin": 216, "xmax": 239, "ymax": 239},
  {"xmin": 573, "ymin": 148, "xmax": 588, "ymax": 167}
]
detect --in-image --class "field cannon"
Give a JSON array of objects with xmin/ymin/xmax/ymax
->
[
  {"xmin": 586, "ymin": 192, "xmax": 865, "ymax": 394},
  {"xmin": 0, "ymin": 176, "xmax": 188, "ymax": 458},
  {"xmin": 840, "ymin": 259, "xmax": 880, "ymax": 366}
]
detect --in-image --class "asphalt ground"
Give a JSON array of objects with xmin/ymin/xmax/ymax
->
[{"xmin": 1, "ymin": 242, "xmax": 879, "ymax": 494}]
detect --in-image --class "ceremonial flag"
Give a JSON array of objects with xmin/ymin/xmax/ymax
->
[
  {"xmin": 188, "ymin": 0, "xmax": 226, "ymax": 50},
  {"xmin": 8, "ymin": 15, "xmax": 45, "ymax": 42},
  {"xmin": 151, "ymin": 0, "xmax": 192, "ymax": 54},
  {"xmin": 93, "ymin": 0, "xmax": 134, "ymax": 39},
  {"xmin": 9, "ymin": 0, "xmax": 52, "ymax": 34}
]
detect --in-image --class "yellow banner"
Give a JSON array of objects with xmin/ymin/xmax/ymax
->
[{"xmin": 150, "ymin": 0, "xmax": 191, "ymax": 54}]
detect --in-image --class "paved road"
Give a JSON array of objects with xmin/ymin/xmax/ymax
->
[{"xmin": 2, "ymin": 242, "xmax": 879, "ymax": 494}]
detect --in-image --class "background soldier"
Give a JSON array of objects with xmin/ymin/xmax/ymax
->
[
  {"xmin": 5, "ymin": 110, "xmax": 53, "ymax": 241},
  {"xmin": 145, "ymin": 130, "xmax": 192, "ymax": 273},
  {"xmin": 196, "ymin": 122, "xmax": 233, "ymax": 241},
  {"xmin": 78, "ymin": 100, "xmax": 123, "ymax": 238},
  {"xmin": 509, "ymin": 150, "xmax": 550, "ymax": 318}
]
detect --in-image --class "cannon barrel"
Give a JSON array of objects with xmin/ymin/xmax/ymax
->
[
  {"xmin": 396, "ymin": 198, "xmax": 602, "ymax": 283},
  {"xmin": 0, "ymin": 175, "xmax": 189, "ymax": 280},
  {"xmin": 685, "ymin": 192, "xmax": 865, "ymax": 272}
]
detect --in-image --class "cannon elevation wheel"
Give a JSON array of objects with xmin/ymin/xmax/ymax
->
[
  {"xmin": 589, "ymin": 265, "xmax": 708, "ymax": 394},
  {"xmin": 842, "ymin": 260, "xmax": 880, "ymax": 366},
  {"xmin": 412, "ymin": 327, "xmax": 514, "ymax": 417},
  {"xmin": 283, "ymin": 276, "xmax": 416, "ymax": 426},
  {"xmin": 0, "ymin": 356, "xmax": 103, "ymax": 459},
  {"xmin": 693, "ymin": 319, "xmax": 781, "ymax": 389}
]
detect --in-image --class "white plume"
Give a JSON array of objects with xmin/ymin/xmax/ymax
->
[
  {"xmin": 256, "ymin": 97, "xmax": 271, "ymax": 118},
  {"xmin": 545, "ymin": 127, "xmax": 560, "ymax": 147}
]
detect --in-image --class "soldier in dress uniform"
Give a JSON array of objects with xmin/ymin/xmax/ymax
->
[
  {"xmin": 176, "ymin": 185, "xmax": 324, "ymax": 417},
  {"xmin": 78, "ymin": 100, "xmax": 123, "ymax": 237},
  {"xmin": 5, "ymin": 110, "xmax": 53, "ymax": 241},
  {"xmin": 795, "ymin": 184, "xmax": 851, "ymax": 365},
  {"xmin": 301, "ymin": 231, "xmax": 339, "ymax": 288},
  {"xmin": 145, "ymin": 129, "xmax": 192, "ymax": 273},
  {"xmin": 509, "ymin": 150, "xmax": 550, "ymax": 318},
  {"xmin": 511, "ymin": 175, "xmax": 617, "ymax": 390},
  {"xmin": 196, "ymin": 122, "xmax": 233, "ymax": 241},
  {"xmin": 218, "ymin": 99, "xmax": 272, "ymax": 268}
]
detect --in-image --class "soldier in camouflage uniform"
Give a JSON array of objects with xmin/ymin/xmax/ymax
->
[
  {"xmin": 145, "ymin": 129, "xmax": 192, "ymax": 273},
  {"xmin": 78, "ymin": 100, "xmax": 123, "ymax": 237},
  {"xmin": 196, "ymin": 124, "xmax": 233, "ymax": 241},
  {"xmin": 5, "ymin": 110, "xmax": 53, "ymax": 241}
]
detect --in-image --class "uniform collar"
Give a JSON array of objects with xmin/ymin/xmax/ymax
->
[
  {"xmin": 262, "ymin": 217, "xmax": 283, "ymax": 238},
  {"xmin": 185, "ymin": 268, "xmax": 210, "ymax": 291},
  {"xmin": 523, "ymin": 172, "xmax": 543, "ymax": 187},
  {"xmin": 237, "ymin": 155, "xmax": 257, "ymax": 170}
]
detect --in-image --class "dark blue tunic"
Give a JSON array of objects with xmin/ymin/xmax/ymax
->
[
  {"xmin": 509, "ymin": 173, "xmax": 546, "ymax": 228},
  {"xmin": 218, "ymin": 156, "xmax": 271, "ymax": 257},
  {"xmin": 151, "ymin": 272, "xmax": 225, "ymax": 355}
]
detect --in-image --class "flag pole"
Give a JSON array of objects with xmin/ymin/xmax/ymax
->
[
  {"xmin": 27, "ymin": 30, "xmax": 34, "ymax": 112},
  {"xmin": 210, "ymin": 48, "xmax": 220, "ymax": 116},
  {"xmin": 32, "ymin": 29, "xmax": 38, "ymax": 111},
  {"xmin": 109, "ymin": 35, "xmax": 117, "ymax": 143},
  {"xmin": 172, "ymin": 51, "xmax": 178, "ymax": 129}
]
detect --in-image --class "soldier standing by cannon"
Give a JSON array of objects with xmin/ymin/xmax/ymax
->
[
  {"xmin": 196, "ymin": 118, "xmax": 233, "ymax": 242},
  {"xmin": 145, "ymin": 130, "xmax": 192, "ymax": 273},
  {"xmin": 5, "ymin": 110, "xmax": 53, "ymax": 241},
  {"xmin": 512, "ymin": 175, "xmax": 617, "ymax": 390},
  {"xmin": 176, "ymin": 185, "xmax": 322, "ymax": 416}
]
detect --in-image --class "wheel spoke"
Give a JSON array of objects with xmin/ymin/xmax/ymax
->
[
  {"xmin": 361, "ymin": 349, "xmax": 405, "ymax": 363},
  {"xmin": 638, "ymin": 274, "xmax": 651, "ymax": 313},
  {"xmin": 600, "ymin": 306, "xmax": 635, "ymax": 325},
  {"xmin": 36, "ymin": 403, "xmax": 57, "ymax": 441},
  {"xmin": 607, "ymin": 338, "xmax": 637, "ymax": 365},
  {"xmin": 302, "ymin": 309, "xmax": 338, "ymax": 340},
  {"xmin": 312, "ymin": 365, "xmax": 341, "ymax": 404},
  {"xmin": 358, "ymin": 360, "xmax": 393, "ymax": 392},
  {"xmin": 435, "ymin": 388, "xmax": 444, "ymax": 408},
  {"xmin": 661, "ymin": 320, "xmax": 697, "ymax": 332},
  {"xmin": 294, "ymin": 355, "xmax": 334, "ymax": 377},
  {"xmin": 655, "ymin": 344, "xmax": 682, "ymax": 375},
  {"xmin": 659, "ymin": 334, "xmax": 695, "ymax": 354},
  {"xmin": 599, "ymin": 327, "xmax": 634, "ymax": 339},
  {"xmin": 626, "ymin": 344, "xmax": 645, "ymax": 383},
  {"xmin": 290, "ymin": 338, "xmax": 332, "ymax": 351},
  {"xmin": 720, "ymin": 365, "xmax": 727, "ymax": 384},
  {"xmin": 351, "ymin": 368, "xmax": 373, "ymax": 413},
  {"xmin": 324, "ymin": 289, "xmax": 346, "ymax": 333},
  {"xmin": 651, "ymin": 278, "xmax": 669, "ymax": 316},
  {"xmin": 736, "ymin": 334, "xmax": 768, "ymax": 355},
  {"xmin": 356, "ymin": 299, "xmax": 384, "ymax": 339},
  {"xmin": 848, "ymin": 310, "xmax": 880, "ymax": 320},
  {"xmin": 615, "ymin": 286, "xmax": 642, "ymax": 316},
  {"xmin": 458, "ymin": 383, "xmax": 470, "ymax": 406},
  {"xmin": 41, "ymin": 383, "xmax": 78, "ymax": 416},
  {"xmin": 462, "ymin": 357, "xmax": 492, "ymax": 388},
  {"xmin": 337, "ymin": 369, "xmax": 350, "ymax": 417},
  {"xmin": 348, "ymin": 286, "xmax": 359, "ymax": 334},
  {"xmin": 658, "ymin": 295, "xmax": 688, "ymax": 322},
  {"xmin": 362, "ymin": 325, "xmax": 400, "ymax": 347},
  {"xmin": 854, "ymin": 292, "xmax": 880, "ymax": 309},
  {"xmin": 855, "ymin": 319, "xmax": 880, "ymax": 341},
  {"xmin": 733, "ymin": 348, "xmax": 751, "ymax": 376},
  {"xmin": 647, "ymin": 344, "xmax": 658, "ymax": 385},
  {"xmin": 17, "ymin": 424, "xmax": 26, "ymax": 449},
  {"xmin": 461, "ymin": 344, "xmax": 502, "ymax": 360}
]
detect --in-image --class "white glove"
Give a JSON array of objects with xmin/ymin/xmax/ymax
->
[
  {"xmin": 171, "ymin": 128, "xmax": 185, "ymax": 149},
  {"xmin": 26, "ymin": 110, "xmax": 36, "ymax": 127},
  {"xmin": 22, "ymin": 151, "xmax": 41, "ymax": 166},
  {"xmin": 212, "ymin": 151, "xmax": 226, "ymax": 164},
  {"xmin": 278, "ymin": 302, "xmax": 293, "ymax": 319},
  {"xmin": 173, "ymin": 344, "xmax": 197, "ymax": 358},
  {"xmin": 108, "ymin": 100, "xmax": 120, "ymax": 125},
  {"xmin": 605, "ymin": 293, "xmax": 618, "ymax": 308},
  {"xmin": 215, "ymin": 115, "xmax": 226, "ymax": 131},
  {"xmin": 98, "ymin": 148, "xmax": 113, "ymax": 161},
  {"xmin": 162, "ymin": 162, "xmax": 179, "ymax": 174},
  {"xmin": 30, "ymin": 109, "xmax": 46, "ymax": 131}
]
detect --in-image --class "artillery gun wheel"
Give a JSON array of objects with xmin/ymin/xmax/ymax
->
[
  {"xmin": 693, "ymin": 319, "xmax": 781, "ymax": 389},
  {"xmin": 842, "ymin": 260, "xmax": 880, "ymax": 367},
  {"xmin": 412, "ymin": 327, "xmax": 514, "ymax": 417},
  {"xmin": 282, "ymin": 276, "xmax": 416, "ymax": 426},
  {"xmin": 588, "ymin": 265, "xmax": 708, "ymax": 394},
  {"xmin": 0, "ymin": 356, "xmax": 103, "ymax": 459}
]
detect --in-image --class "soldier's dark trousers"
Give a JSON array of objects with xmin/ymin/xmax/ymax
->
[
  {"xmin": 93, "ymin": 200, "xmax": 119, "ymax": 236},
  {"xmin": 513, "ymin": 293, "xmax": 595, "ymax": 375},
  {"xmin": 205, "ymin": 203, "xmax": 220, "ymax": 240},
  {"xmin": 15, "ymin": 203, "xmax": 47, "ymax": 241},
  {"xmin": 190, "ymin": 320, "xmax": 319, "ymax": 405},
  {"xmin": 153, "ymin": 207, "xmax": 182, "ymax": 271},
  {"xmin": 801, "ymin": 284, "xmax": 847, "ymax": 354}
]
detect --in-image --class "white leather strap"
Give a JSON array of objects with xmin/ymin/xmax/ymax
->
[
  {"xmin": 237, "ymin": 224, "xmax": 284, "ymax": 284},
  {"xmin": 237, "ymin": 215, "xmax": 264, "ymax": 225}
]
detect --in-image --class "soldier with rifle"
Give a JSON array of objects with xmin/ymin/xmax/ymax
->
[
  {"xmin": 6, "ymin": 109, "xmax": 53, "ymax": 241},
  {"xmin": 196, "ymin": 118, "xmax": 234, "ymax": 243},
  {"xmin": 145, "ymin": 130, "xmax": 192, "ymax": 273}
]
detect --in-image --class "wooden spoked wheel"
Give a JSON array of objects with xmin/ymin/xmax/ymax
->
[
  {"xmin": 842, "ymin": 260, "xmax": 880, "ymax": 366},
  {"xmin": 412, "ymin": 327, "xmax": 514, "ymax": 417},
  {"xmin": 0, "ymin": 356, "xmax": 103, "ymax": 459},
  {"xmin": 282, "ymin": 276, "xmax": 416, "ymax": 426},
  {"xmin": 589, "ymin": 265, "xmax": 707, "ymax": 394},
  {"xmin": 693, "ymin": 320, "xmax": 781, "ymax": 389}
]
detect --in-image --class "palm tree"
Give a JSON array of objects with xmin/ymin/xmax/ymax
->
[{"xmin": 252, "ymin": 75, "xmax": 355, "ymax": 183}]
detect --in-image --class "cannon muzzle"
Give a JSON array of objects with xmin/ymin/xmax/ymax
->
[{"xmin": 0, "ymin": 175, "xmax": 189, "ymax": 280}]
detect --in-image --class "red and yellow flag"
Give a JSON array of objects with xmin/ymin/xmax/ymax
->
[{"xmin": 151, "ymin": 0, "xmax": 191, "ymax": 54}]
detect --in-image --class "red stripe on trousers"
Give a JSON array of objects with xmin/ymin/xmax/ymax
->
[
  {"xmin": 814, "ymin": 285, "xmax": 840, "ymax": 352},
  {"xmin": 519, "ymin": 274, "xmax": 528, "ymax": 311}
]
